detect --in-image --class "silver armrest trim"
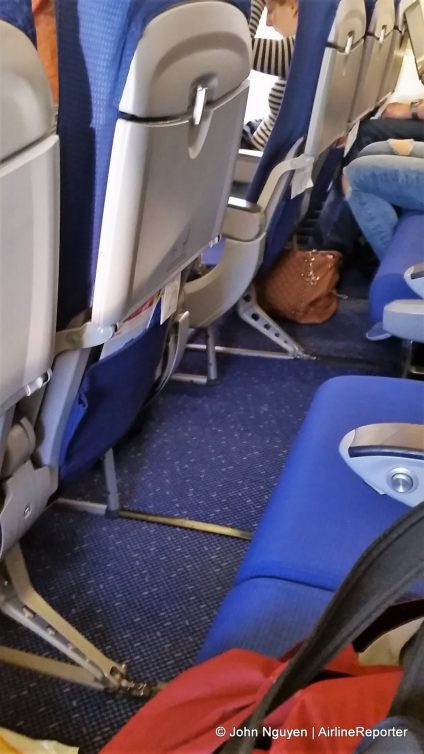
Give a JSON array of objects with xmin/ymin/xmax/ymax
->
[
  {"xmin": 339, "ymin": 422, "xmax": 424, "ymax": 507},
  {"xmin": 383, "ymin": 299, "xmax": 424, "ymax": 343},
  {"xmin": 405, "ymin": 263, "xmax": 424, "ymax": 298},
  {"xmin": 347, "ymin": 423, "xmax": 424, "ymax": 460}
]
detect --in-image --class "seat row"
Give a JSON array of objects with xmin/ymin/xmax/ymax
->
[
  {"xmin": 0, "ymin": 0, "xmax": 252, "ymax": 696},
  {"xmin": 185, "ymin": 0, "xmax": 424, "ymax": 369},
  {"xmin": 0, "ymin": 0, "xmax": 422, "ymax": 698}
]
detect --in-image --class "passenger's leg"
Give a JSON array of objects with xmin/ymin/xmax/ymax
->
[
  {"xmin": 344, "ymin": 154, "xmax": 424, "ymax": 260},
  {"xmin": 312, "ymin": 120, "xmax": 424, "ymax": 255},
  {"xmin": 311, "ymin": 180, "xmax": 359, "ymax": 255}
]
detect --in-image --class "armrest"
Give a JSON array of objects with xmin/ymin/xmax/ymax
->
[
  {"xmin": 232, "ymin": 148, "xmax": 262, "ymax": 184},
  {"xmin": 232, "ymin": 138, "xmax": 311, "ymax": 227},
  {"xmin": 222, "ymin": 196, "xmax": 265, "ymax": 242},
  {"xmin": 257, "ymin": 149, "xmax": 313, "ymax": 221},
  {"xmin": 383, "ymin": 299, "xmax": 424, "ymax": 343},
  {"xmin": 405, "ymin": 263, "xmax": 424, "ymax": 298},
  {"xmin": 339, "ymin": 422, "xmax": 424, "ymax": 507}
]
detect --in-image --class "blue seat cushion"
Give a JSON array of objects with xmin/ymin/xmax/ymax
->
[
  {"xmin": 236, "ymin": 375, "xmax": 424, "ymax": 592},
  {"xmin": 369, "ymin": 212, "xmax": 423, "ymax": 325},
  {"xmin": 197, "ymin": 577, "xmax": 332, "ymax": 662},
  {"xmin": 59, "ymin": 315, "xmax": 167, "ymax": 483}
]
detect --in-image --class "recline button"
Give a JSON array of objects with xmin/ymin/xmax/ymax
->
[{"xmin": 390, "ymin": 472, "xmax": 414, "ymax": 494}]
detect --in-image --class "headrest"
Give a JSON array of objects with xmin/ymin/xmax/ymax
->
[
  {"xmin": 0, "ymin": 0, "xmax": 35, "ymax": 44},
  {"xmin": 120, "ymin": 2, "xmax": 251, "ymax": 118},
  {"xmin": 0, "ymin": 19, "xmax": 54, "ymax": 161},
  {"xmin": 56, "ymin": 0, "xmax": 249, "ymax": 329}
]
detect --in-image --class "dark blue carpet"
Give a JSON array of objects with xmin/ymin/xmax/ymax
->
[
  {"xmin": 65, "ymin": 357, "xmax": 373, "ymax": 531},
  {"xmin": 0, "ymin": 295, "xmax": 397, "ymax": 753},
  {"xmin": 1, "ymin": 511, "xmax": 246, "ymax": 752},
  {"xmin": 282, "ymin": 297, "xmax": 401, "ymax": 367},
  {"xmin": 193, "ymin": 301, "xmax": 401, "ymax": 369},
  {"xmin": 193, "ymin": 257, "xmax": 401, "ymax": 368}
]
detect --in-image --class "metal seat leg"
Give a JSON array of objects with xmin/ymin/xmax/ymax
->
[{"xmin": 0, "ymin": 544, "xmax": 154, "ymax": 697}]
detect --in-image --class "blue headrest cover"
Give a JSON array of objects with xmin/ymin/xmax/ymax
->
[
  {"xmin": 0, "ymin": 0, "xmax": 35, "ymax": 43},
  {"xmin": 247, "ymin": 0, "xmax": 339, "ymax": 275},
  {"xmin": 56, "ymin": 0, "xmax": 249, "ymax": 328}
]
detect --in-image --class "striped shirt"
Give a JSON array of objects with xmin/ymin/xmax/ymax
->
[{"xmin": 249, "ymin": 0, "xmax": 295, "ymax": 150}]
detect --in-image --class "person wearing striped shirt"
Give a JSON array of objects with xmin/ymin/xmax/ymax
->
[{"xmin": 242, "ymin": 0, "xmax": 298, "ymax": 150}]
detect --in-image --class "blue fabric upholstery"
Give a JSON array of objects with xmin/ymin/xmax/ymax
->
[
  {"xmin": 247, "ymin": 0, "xmax": 340, "ymax": 277},
  {"xmin": 56, "ymin": 0, "xmax": 249, "ymax": 329},
  {"xmin": 236, "ymin": 376, "xmax": 424, "ymax": 591},
  {"xmin": 369, "ymin": 212, "xmax": 423, "ymax": 325},
  {"xmin": 364, "ymin": 0, "xmax": 377, "ymax": 23},
  {"xmin": 0, "ymin": 0, "xmax": 35, "ymax": 43},
  {"xmin": 197, "ymin": 577, "xmax": 332, "ymax": 662},
  {"xmin": 198, "ymin": 375, "xmax": 424, "ymax": 662},
  {"xmin": 59, "ymin": 310, "xmax": 166, "ymax": 484}
]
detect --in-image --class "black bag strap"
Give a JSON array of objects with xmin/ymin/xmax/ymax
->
[
  {"xmin": 353, "ymin": 598, "xmax": 424, "ymax": 653},
  {"xmin": 220, "ymin": 500, "xmax": 424, "ymax": 754}
]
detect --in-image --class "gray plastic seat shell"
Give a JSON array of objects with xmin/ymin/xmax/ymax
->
[
  {"xmin": 349, "ymin": 0, "xmax": 395, "ymax": 122},
  {"xmin": 0, "ymin": 21, "xmax": 59, "ymax": 414},
  {"xmin": 92, "ymin": 1, "xmax": 251, "ymax": 326},
  {"xmin": 0, "ymin": 21, "xmax": 55, "ymax": 161}
]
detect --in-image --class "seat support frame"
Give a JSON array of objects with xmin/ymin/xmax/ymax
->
[
  {"xmin": 57, "ymin": 450, "xmax": 252, "ymax": 541},
  {"xmin": 0, "ymin": 544, "xmax": 154, "ymax": 696},
  {"xmin": 237, "ymin": 285, "xmax": 309, "ymax": 359},
  {"xmin": 172, "ymin": 325, "xmax": 219, "ymax": 385}
]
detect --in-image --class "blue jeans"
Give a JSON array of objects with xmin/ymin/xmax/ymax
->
[
  {"xmin": 312, "ymin": 118, "xmax": 424, "ymax": 256},
  {"xmin": 344, "ymin": 141, "xmax": 424, "ymax": 260}
]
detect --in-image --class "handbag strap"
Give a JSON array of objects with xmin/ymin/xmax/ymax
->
[
  {"xmin": 220, "ymin": 500, "xmax": 424, "ymax": 754},
  {"xmin": 353, "ymin": 598, "xmax": 424, "ymax": 653}
]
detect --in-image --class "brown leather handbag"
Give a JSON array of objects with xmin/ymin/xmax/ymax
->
[{"xmin": 256, "ymin": 244, "xmax": 343, "ymax": 324}]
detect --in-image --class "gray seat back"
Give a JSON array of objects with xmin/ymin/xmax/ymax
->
[
  {"xmin": 349, "ymin": 0, "xmax": 395, "ymax": 122},
  {"xmin": 91, "ymin": 1, "xmax": 251, "ymax": 327},
  {"xmin": 0, "ymin": 21, "xmax": 59, "ymax": 557},
  {"xmin": 378, "ymin": 0, "xmax": 416, "ymax": 101},
  {"xmin": 305, "ymin": 0, "xmax": 366, "ymax": 158},
  {"xmin": 405, "ymin": 0, "xmax": 424, "ymax": 81},
  {"xmin": 0, "ymin": 20, "xmax": 59, "ymax": 419}
]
